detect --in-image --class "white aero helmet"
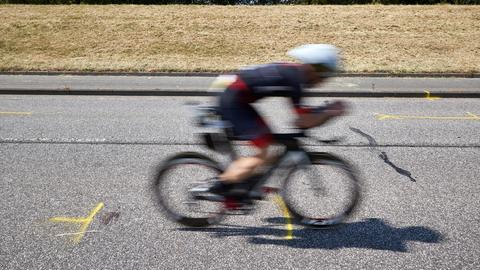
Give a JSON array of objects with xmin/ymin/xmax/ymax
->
[{"xmin": 287, "ymin": 44, "xmax": 340, "ymax": 75}]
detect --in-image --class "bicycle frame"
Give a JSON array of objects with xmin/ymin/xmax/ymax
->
[
  {"xmin": 219, "ymin": 131, "xmax": 316, "ymax": 199},
  {"xmin": 252, "ymin": 149, "xmax": 312, "ymax": 195}
]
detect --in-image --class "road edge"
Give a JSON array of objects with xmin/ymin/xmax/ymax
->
[
  {"xmin": 1, "ymin": 71, "xmax": 480, "ymax": 78},
  {"xmin": 1, "ymin": 89, "xmax": 479, "ymax": 98}
]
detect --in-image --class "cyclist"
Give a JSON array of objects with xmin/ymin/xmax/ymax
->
[{"xmin": 202, "ymin": 44, "xmax": 346, "ymax": 199}]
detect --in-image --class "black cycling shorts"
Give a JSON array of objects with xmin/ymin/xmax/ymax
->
[{"xmin": 219, "ymin": 77, "xmax": 273, "ymax": 149}]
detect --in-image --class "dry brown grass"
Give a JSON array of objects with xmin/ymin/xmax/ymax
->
[{"xmin": 0, "ymin": 5, "xmax": 479, "ymax": 73}]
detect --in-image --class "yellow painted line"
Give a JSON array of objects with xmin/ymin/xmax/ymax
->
[
  {"xmin": 55, "ymin": 230, "xmax": 101, "ymax": 237},
  {"xmin": 49, "ymin": 202, "xmax": 104, "ymax": 244},
  {"xmin": 376, "ymin": 112, "xmax": 480, "ymax": 121},
  {"xmin": 272, "ymin": 194, "xmax": 293, "ymax": 240},
  {"xmin": 49, "ymin": 217, "xmax": 89, "ymax": 223},
  {"xmin": 424, "ymin": 90, "xmax": 441, "ymax": 101},
  {"xmin": 0, "ymin": 111, "xmax": 32, "ymax": 115}
]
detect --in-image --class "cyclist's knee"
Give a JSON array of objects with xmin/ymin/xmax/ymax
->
[{"xmin": 220, "ymin": 150, "xmax": 269, "ymax": 182}]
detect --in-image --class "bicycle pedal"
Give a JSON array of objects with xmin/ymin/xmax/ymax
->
[
  {"xmin": 225, "ymin": 204, "xmax": 254, "ymax": 215},
  {"xmin": 192, "ymin": 193, "xmax": 225, "ymax": 202},
  {"xmin": 224, "ymin": 197, "xmax": 254, "ymax": 209},
  {"xmin": 247, "ymin": 191, "xmax": 264, "ymax": 200}
]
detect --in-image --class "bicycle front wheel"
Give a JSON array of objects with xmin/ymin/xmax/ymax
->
[
  {"xmin": 153, "ymin": 152, "xmax": 225, "ymax": 227},
  {"xmin": 282, "ymin": 152, "xmax": 360, "ymax": 227}
]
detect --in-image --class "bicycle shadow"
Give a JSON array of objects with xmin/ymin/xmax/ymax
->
[{"xmin": 178, "ymin": 218, "xmax": 443, "ymax": 252}]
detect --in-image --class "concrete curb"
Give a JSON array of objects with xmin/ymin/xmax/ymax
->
[
  {"xmin": 1, "ymin": 71, "xmax": 480, "ymax": 78},
  {"xmin": 1, "ymin": 88, "xmax": 479, "ymax": 98}
]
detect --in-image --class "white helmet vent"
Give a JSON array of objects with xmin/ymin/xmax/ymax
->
[{"xmin": 287, "ymin": 44, "xmax": 339, "ymax": 72}]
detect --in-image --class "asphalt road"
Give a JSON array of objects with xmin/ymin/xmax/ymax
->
[{"xmin": 1, "ymin": 94, "xmax": 479, "ymax": 269}]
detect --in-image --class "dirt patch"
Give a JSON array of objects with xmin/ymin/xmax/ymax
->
[{"xmin": 0, "ymin": 5, "xmax": 479, "ymax": 73}]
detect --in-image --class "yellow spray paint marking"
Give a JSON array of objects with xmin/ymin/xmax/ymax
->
[
  {"xmin": 376, "ymin": 112, "xmax": 479, "ymax": 121},
  {"xmin": 272, "ymin": 194, "xmax": 293, "ymax": 240},
  {"xmin": 49, "ymin": 202, "xmax": 104, "ymax": 243},
  {"xmin": 424, "ymin": 90, "xmax": 441, "ymax": 101},
  {"xmin": 0, "ymin": 111, "xmax": 32, "ymax": 116}
]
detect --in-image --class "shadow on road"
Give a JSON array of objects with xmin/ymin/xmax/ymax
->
[{"xmin": 179, "ymin": 218, "xmax": 442, "ymax": 252}]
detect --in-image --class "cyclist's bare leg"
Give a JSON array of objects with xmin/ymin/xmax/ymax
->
[{"xmin": 219, "ymin": 146, "xmax": 275, "ymax": 183}]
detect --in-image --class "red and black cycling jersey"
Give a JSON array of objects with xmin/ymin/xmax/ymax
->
[
  {"xmin": 218, "ymin": 63, "xmax": 314, "ymax": 148},
  {"xmin": 234, "ymin": 63, "xmax": 313, "ymax": 115}
]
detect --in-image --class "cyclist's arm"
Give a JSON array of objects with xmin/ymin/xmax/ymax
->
[
  {"xmin": 294, "ymin": 101, "xmax": 346, "ymax": 129},
  {"xmin": 295, "ymin": 113, "xmax": 330, "ymax": 129},
  {"xmin": 283, "ymin": 65, "xmax": 346, "ymax": 129}
]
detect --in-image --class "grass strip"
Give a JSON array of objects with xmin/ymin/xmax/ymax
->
[{"xmin": 1, "ymin": 5, "xmax": 479, "ymax": 73}]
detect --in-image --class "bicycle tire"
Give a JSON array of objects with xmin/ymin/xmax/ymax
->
[
  {"xmin": 153, "ymin": 152, "xmax": 225, "ymax": 227},
  {"xmin": 282, "ymin": 152, "xmax": 360, "ymax": 228}
]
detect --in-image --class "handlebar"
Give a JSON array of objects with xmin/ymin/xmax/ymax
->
[{"xmin": 187, "ymin": 103, "xmax": 343, "ymax": 145}]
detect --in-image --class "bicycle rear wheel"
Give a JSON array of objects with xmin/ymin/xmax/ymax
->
[
  {"xmin": 153, "ymin": 152, "xmax": 225, "ymax": 227},
  {"xmin": 283, "ymin": 152, "xmax": 360, "ymax": 227}
]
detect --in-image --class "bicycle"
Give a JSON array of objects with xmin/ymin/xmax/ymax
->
[{"xmin": 152, "ymin": 104, "xmax": 360, "ymax": 228}]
